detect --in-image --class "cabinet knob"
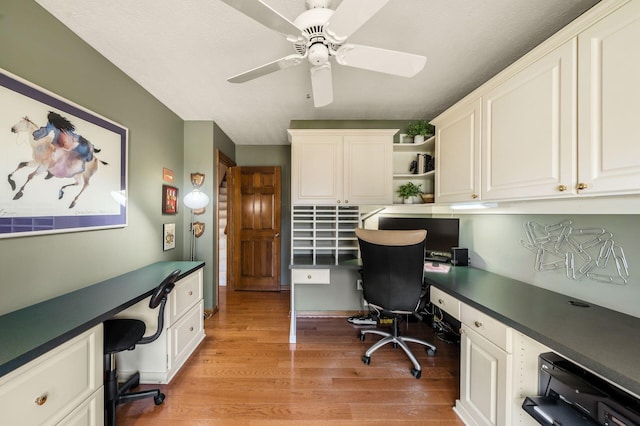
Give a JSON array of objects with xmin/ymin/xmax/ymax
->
[
  {"xmin": 307, "ymin": 275, "xmax": 312, "ymax": 279},
  {"xmin": 34, "ymin": 393, "xmax": 48, "ymax": 406},
  {"xmin": 474, "ymin": 320, "xmax": 483, "ymax": 328},
  {"xmin": 344, "ymin": 200, "xmax": 349, "ymax": 204},
  {"xmin": 188, "ymin": 291, "xmax": 193, "ymax": 296},
  {"xmin": 577, "ymin": 182, "xmax": 589, "ymax": 190},
  {"xmin": 471, "ymin": 194, "xmax": 478, "ymax": 199},
  {"xmin": 557, "ymin": 184, "xmax": 567, "ymax": 192},
  {"xmin": 189, "ymin": 326, "xmax": 194, "ymax": 332},
  {"xmin": 337, "ymin": 200, "xmax": 341, "ymax": 204},
  {"xmin": 438, "ymin": 299, "xmax": 444, "ymax": 305},
  {"xmin": 459, "ymin": 328, "xmax": 464, "ymax": 334}
]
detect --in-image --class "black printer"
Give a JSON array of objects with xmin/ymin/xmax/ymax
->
[{"xmin": 522, "ymin": 352, "xmax": 640, "ymax": 426}]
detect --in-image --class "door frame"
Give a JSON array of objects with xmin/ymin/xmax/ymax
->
[{"xmin": 215, "ymin": 149, "xmax": 235, "ymax": 311}]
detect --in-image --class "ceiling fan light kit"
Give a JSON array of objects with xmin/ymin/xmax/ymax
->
[{"xmin": 221, "ymin": 0, "xmax": 427, "ymax": 107}]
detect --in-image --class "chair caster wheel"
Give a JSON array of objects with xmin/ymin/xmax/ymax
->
[
  {"xmin": 411, "ymin": 368, "xmax": 422, "ymax": 379},
  {"xmin": 359, "ymin": 332, "xmax": 365, "ymax": 341},
  {"xmin": 427, "ymin": 348, "xmax": 436, "ymax": 357},
  {"xmin": 362, "ymin": 355, "xmax": 371, "ymax": 365},
  {"xmin": 154, "ymin": 393, "xmax": 165, "ymax": 405}
]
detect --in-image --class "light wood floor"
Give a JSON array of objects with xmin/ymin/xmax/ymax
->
[{"xmin": 116, "ymin": 287, "xmax": 463, "ymax": 425}]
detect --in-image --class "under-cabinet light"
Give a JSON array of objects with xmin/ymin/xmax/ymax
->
[{"xmin": 449, "ymin": 202, "xmax": 498, "ymax": 210}]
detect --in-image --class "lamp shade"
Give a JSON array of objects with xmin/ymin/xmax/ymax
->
[{"xmin": 183, "ymin": 189, "xmax": 210, "ymax": 210}]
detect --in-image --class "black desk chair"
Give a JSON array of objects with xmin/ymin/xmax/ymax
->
[
  {"xmin": 103, "ymin": 269, "xmax": 181, "ymax": 426},
  {"xmin": 355, "ymin": 228, "xmax": 436, "ymax": 378}
]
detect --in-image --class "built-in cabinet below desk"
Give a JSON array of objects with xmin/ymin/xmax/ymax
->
[
  {"xmin": 0, "ymin": 261, "xmax": 205, "ymax": 426},
  {"xmin": 0, "ymin": 325, "xmax": 103, "ymax": 426},
  {"xmin": 114, "ymin": 268, "xmax": 205, "ymax": 384},
  {"xmin": 426, "ymin": 267, "xmax": 640, "ymax": 426}
]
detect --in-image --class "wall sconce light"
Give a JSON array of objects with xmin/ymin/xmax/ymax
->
[{"xmin": 183, "ymin": 172, "xmax": 211, "ymax": 261}]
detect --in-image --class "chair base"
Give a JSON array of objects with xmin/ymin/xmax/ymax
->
[
  {"xmin": 104, "ymin": 354, "xmax": 165, "ymax": 426},
  {"xmin": 359, "ymin": 318, "xmax": 436, "ymax": 379}
]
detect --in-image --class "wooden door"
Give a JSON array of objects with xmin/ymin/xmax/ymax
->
[{"xmin": 229, "ymin": 166, "xmax": 281, "ymax": 291}]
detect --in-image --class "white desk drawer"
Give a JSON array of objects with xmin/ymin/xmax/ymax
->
[
  {"xmin": 170, "ymin": 269, "xmax": 203, "ymax": 324},
  {"xmin": 292, "ymin": 268, "xmax": 330, "ymax": 284},
  {"xmin": 0, "ymin": 325, "xmax": 102, "ymax": 426},
  {"xmin": 169, "ymin": 300, "xmax": 204, "ymax": 364},
  {"xmin": 460, "ymin": 303, "xmax": 512, "ymax": 352},
  {"xmin": 430, "ymin": 287, "xmax": 461, "ymax": 320}
]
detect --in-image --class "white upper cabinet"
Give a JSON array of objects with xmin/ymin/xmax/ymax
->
[
  {"xmin": 432, "ymin": 0, "xmax": 639, "ymax": 207},
  {"xmin": 481, "ymin": 39, "xmax": 577, "ymax": 201},
  {"xmin": 578, "ymin": 0, "xmax": 640, "ymax": 195},
  {"xmin": 433, "ymin": 98, "xmax": 482, "ymax": 203},
  {"xmin": 289, "ymin": 129, "xmax": 395, "ymax": 205}
]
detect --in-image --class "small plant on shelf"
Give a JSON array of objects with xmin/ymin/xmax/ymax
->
[
  {"xmin": 397, "ymin": 182, "xmax": 423, "ymax": 204},
  {"xmin": 406, "ymin": 120, "xmax": 435, "ymax": 143}
]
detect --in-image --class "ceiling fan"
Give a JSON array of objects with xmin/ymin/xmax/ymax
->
[{"xmin": 221, "ymin": 0, "xmax": 427, "ymax": 107}]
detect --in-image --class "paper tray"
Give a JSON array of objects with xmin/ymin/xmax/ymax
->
[{"xmin": 522, "ymin": 396, "xmax": 600, "ymax": 425}]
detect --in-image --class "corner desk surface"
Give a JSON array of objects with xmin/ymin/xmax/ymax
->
[
  {"xmin": 0, "ymin": 261, "xmax": 205, "ymax": 378},
  {"xmin": 425, "ymin": 266, "xmax": 640, "ymax": 398}
]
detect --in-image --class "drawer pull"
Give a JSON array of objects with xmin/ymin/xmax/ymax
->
[
  {"xmin": 474, "ymin": 320, "xmax": 483, "ymax": 328},
  {"xmin": 438, "ymin": 298, "xmax": 444, "ymax": 305},
  {"xmin": 34, "ymin": 393, "xmax": 48, "ymax": 406},
  {"xmin": 188, "ymin": 290, "xmax": 193, "ymax": 296}
]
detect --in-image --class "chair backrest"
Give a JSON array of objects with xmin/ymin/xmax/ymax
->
[
  {"xmin": 355, "ymin": 228, "xmax": 427, "ymax": 312},
  {"xmin": 139, "ymin": 269, "xmax": 181, "ymax": 345}
]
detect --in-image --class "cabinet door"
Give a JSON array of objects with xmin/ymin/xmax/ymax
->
[
  {"xmin": 343, "ymin": 134, "xmax": 392, "ymax": 205},
  {"xmin": 435, "ymin": 98, "xmax": 481, "ymax": 203},
  {"xmin": 578, "ymin": 1, "xmax": 640, "ymax": 195},
  {"xmin": 482, "ymin": 39, "xmax": 577, "ymax": 201},
  {"xmin": 459, "ymin": 325, "xmax": 510, "ymax": 426},
  {"xmin": 291, "ymin": 135, "xmax": 343, "ymax": 204}
]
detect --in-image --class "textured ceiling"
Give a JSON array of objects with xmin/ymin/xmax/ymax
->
[{"xmin": 35, "ymin": 0, "xmax": 600, "ymax": 145}]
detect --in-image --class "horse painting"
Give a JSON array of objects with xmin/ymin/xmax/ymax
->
[{"xmin": 8, "ymin": 113, "xmax": 108, "ymax": 208}]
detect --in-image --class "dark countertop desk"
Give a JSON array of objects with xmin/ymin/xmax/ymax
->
[
  {"xmin": 424, "ymin": 266, "xmax": 640, "ymax": 398},
  {"xmin": 0, "ymin": 261, "xmax": 205, "ymax": 378}
]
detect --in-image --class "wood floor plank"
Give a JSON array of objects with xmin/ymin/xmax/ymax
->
[{"xmin": 116, "ymin": 287, "xmax": 463, "ymax": 425}]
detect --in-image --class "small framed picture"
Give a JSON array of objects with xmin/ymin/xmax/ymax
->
[
  {"xmin": 162, "ymin": 185, "xmax": 178, "ymax": 215},
  {"xmin": 163, "ymin": 223, "xmax": 176, "ymax": 251}
]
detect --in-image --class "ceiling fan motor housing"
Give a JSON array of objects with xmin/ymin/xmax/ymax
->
[{"xmin": 293, "ymin": 8, "xmax": 337, "ymax": 65}]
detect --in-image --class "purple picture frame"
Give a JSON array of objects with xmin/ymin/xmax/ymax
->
[{"xmin": 0, "ymin": 68, "xmax": 128, "ymax": 238}]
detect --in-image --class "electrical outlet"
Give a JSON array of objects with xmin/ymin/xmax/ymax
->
[{"xmin": 356, "ymin": 279, "xmax": 363, "ymax": 290}]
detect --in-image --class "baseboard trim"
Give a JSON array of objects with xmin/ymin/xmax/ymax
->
[{"xmin": 296, "ymin": 310, "xmax": 365, "ymax": 318}]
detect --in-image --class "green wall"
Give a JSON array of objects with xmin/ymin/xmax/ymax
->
[
  {"xmin": 184, "ymin": 122, "xmax": 235, "ymax": 309},
  {"xmin": 0, "ymin": 0, "xmax": 186, "ymax": 314}
]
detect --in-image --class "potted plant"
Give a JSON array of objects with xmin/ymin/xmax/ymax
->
[
  {"xmin": 397, "ymin": 182, "xmax": 423, "ymax": 204},
  {"xmin": 406, "ymin": 120, "xmax": 435, "ymax": 143}
]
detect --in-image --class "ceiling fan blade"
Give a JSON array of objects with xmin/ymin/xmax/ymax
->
[
  {"xmin": 310, "ymin": 63, "xmax": 333, "ymax": 107},
  {"xmin": 228, "ymin": 54, "xmax": 305, "ymax": 83},
  {"xmin": 335, "ymin": 44, "xmax": 427, "ymax": 78},
  {"xmin": 219, "ymin": 0, "xmax": 302, "ymax": 42},
  {"xmin": 324, "ymin": 0, "xmax": 390, "ymax": 44}
]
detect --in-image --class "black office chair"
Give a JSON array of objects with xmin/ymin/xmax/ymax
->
[
  {"xmin": 355, "ymin": 228, "xmax": 436, "ymax": 378},
  {"xmin": 103, "ymin": 269, "xmax": 181, "ymax": 426}
]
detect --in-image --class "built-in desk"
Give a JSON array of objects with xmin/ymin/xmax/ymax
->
[
  {"xmin": 424, "ymin": 266, "xmax": 640, "ymax": 398},
  {"xmin": 289, "ymin": 258, "xmax": 360, "ymax": 343},
  {"xmin": 0, "ymin": 261, "xmax": 204, "ymax": 378}
]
